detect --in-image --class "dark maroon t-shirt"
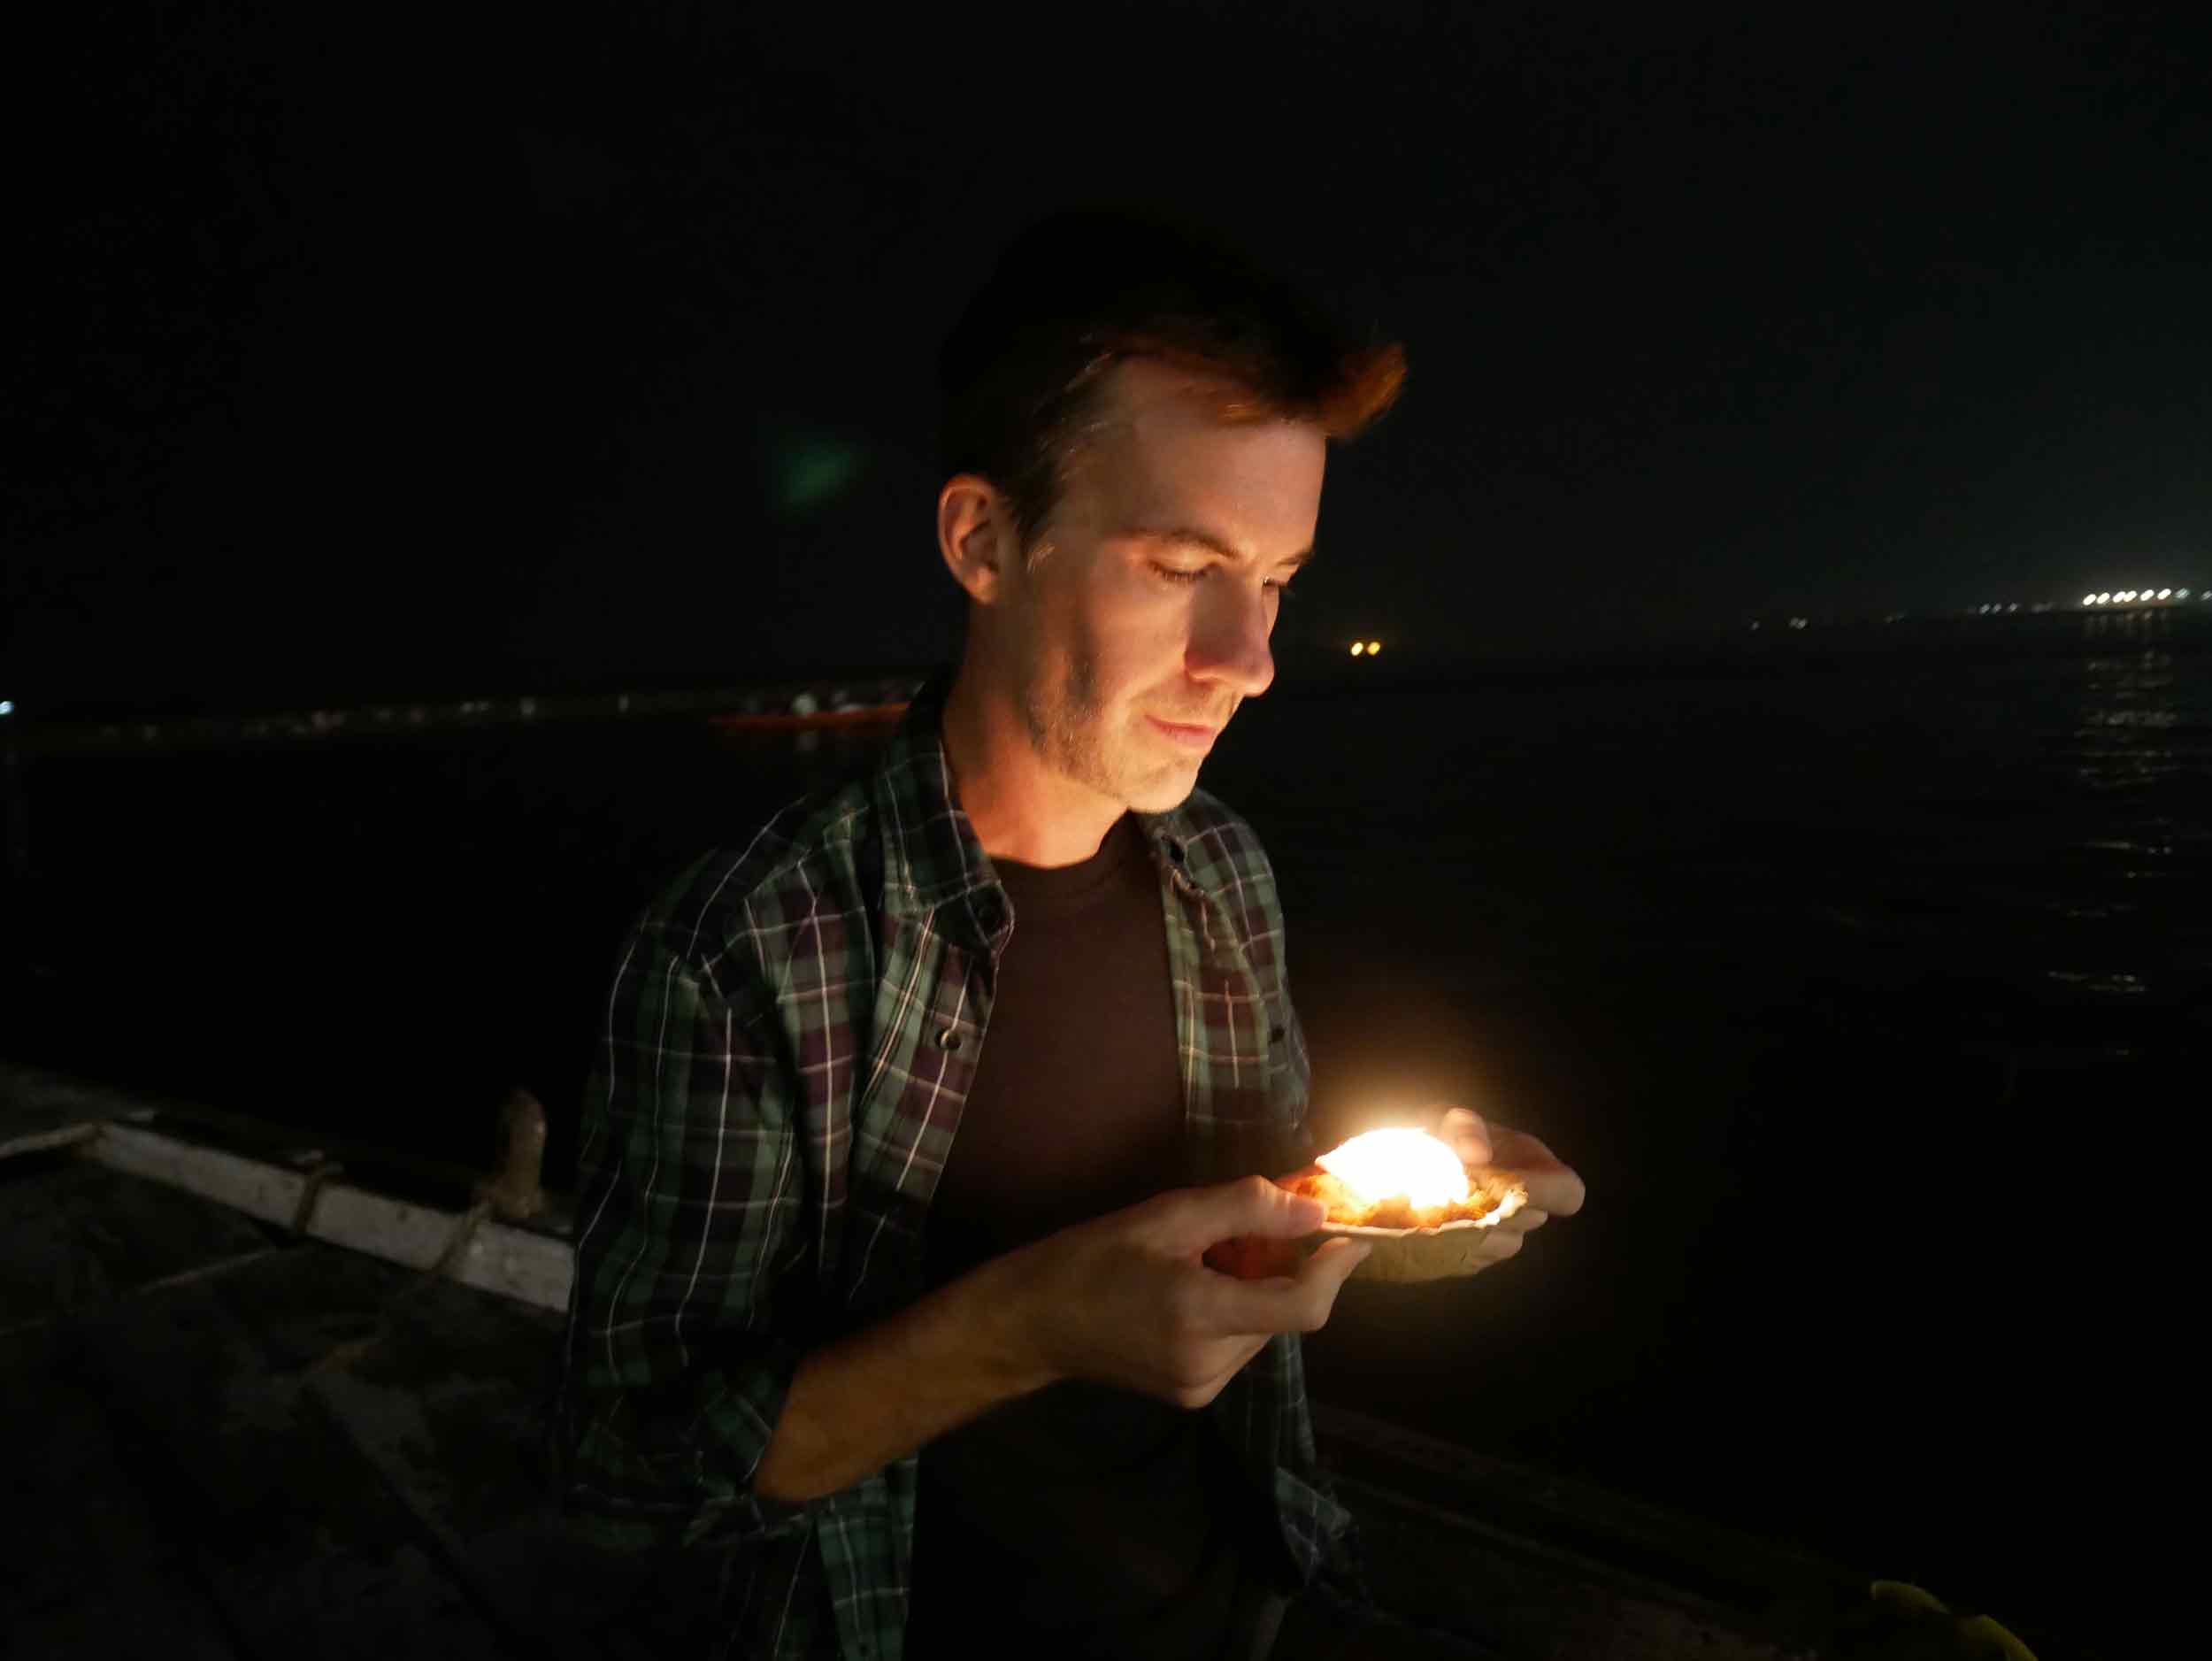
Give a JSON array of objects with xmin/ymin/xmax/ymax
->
[{"xmin": 902, "ymin": 813, "xmax": 1290, "ymax": 1660}]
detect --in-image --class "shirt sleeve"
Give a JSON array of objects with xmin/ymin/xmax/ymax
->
[{"xmin": 547, "ymin": 918, "xmax": 815, "ymax": 1554}]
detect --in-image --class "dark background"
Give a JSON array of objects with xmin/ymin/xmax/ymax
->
[
  {"xmin": 8, "ymin": 2, "xmax": 2210, "ymax": 716},
  {"xmin": 7, "ymin": 624, "xmax": 2205, "ymax": 1661},
  {"xmin": 7, "ymin": 8, "xmax": 2209, "ymax": 1657}
]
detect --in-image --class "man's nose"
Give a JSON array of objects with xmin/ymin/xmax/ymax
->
[{"xmin": 1187, "ymin": 581, "xmax": 1275, "ymax": 700}]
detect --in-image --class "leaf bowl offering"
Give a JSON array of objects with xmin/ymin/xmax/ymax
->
[{"xmin": 1286, "ymin": 1161, "xmax": 1528, "ymax": 1284}]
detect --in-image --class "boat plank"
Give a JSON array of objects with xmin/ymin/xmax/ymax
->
[
  {"xmin": 1312, "ymin": 1401, "xmax": 1858, "ymax": 1634},
  {"xmin": 0, "ymin": 1151, "xmax": 274, "ymax": 1334},
  {"xmin": 55, "ymin": 1250, "xmax": 508, "ymax": 1659},
  {"xmin": 0, "ymin": 1068, "xmax": 122, "ymax": 1163},
  {"xmin": 1308, "ymin": 1469, "xmax": 1798, "ymax": 1660},
  {"xmin": 1, "ymin": 1321, "xmax": 247, "ymax": 1660},
  {"xmin": 206, "ymin": 1242, "xmax": 648, "ymax": 1659}
]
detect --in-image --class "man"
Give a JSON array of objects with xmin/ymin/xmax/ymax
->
[{"xmin": 547, "ymin": 204, "xmax": 1586, "ymax": 1660}]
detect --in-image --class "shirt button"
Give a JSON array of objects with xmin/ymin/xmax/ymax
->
[{"xmin": 935, "ymin": 1027, "xmax": 964, "ymax": 1052}]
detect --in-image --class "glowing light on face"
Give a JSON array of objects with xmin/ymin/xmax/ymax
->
[{"xmin": 1316, "ymin": 1128, "xmax": 1472, "ymax": 1210}]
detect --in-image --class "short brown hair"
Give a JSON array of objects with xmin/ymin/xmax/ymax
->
[{"xmin": 936, "ymin": 203, "xmax": 1407, "ymax": 559}]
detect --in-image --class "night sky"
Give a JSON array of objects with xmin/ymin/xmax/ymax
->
[{"xmin": 11, "ymin": 4, "xmax": 2210, "ymax": 718}]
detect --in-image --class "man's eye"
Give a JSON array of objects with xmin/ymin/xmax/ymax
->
[{"xmin": 1152, "ymin": 563, "xmax": 1295, "ymax": 600}]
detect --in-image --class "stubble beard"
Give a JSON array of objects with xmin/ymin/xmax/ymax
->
[{"xmin": 1019, "ymin": 649, "xmax": 1195, "ymax": 814}]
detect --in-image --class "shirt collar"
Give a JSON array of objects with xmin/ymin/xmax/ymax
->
[{"xmin": 872, "ymin": 667, "xmax": 1217, "ymax": 932}]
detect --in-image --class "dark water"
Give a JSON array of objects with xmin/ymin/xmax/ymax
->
[{"xmin": 7, "ymin": 614, "xmax": 2205, "ymax": 1651}]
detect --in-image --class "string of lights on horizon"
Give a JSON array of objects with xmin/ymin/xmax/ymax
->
[
  {"xmin": 1333, "ymin": 581, "xmax": 2211, "ymax": 651},
  {"xmin": 1737, "ymin": 583, "xmax": 2209, "ymax": 634},
  {"xmin": 2080, "ymin": 588, "xmax": 2197, "ymax": 606}
]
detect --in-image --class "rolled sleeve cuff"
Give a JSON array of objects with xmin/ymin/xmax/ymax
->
[
  {"xmin": 555, "ymin": 1330, "xmax": 818, "ymax": 1553},
  {"xmin": 684, "ymin": 1329, "xmax": 816, "ymax": 1548}
]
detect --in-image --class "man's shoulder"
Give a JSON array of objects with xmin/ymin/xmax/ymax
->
[{"xmin": 631, "ymin": 773, "xmax": 881, "ymax": 991}]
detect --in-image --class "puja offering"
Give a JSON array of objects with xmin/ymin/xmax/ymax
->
[{"xmin": 1208, "ymin": 1127, "xmax": 1528, "ymax": 1284}]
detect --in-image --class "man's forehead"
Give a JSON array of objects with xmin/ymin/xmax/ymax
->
[
  {"xmin": 1096, "ymin": 357, "xmax": 1256, "ymax": 428},
  {"xmin": 1083, "ymin": 359, "xmax": 1324, "ymax": 480},
  {"xmin": 1066, "ymin": 358, "xmax": 1326, "ymax": 539}
]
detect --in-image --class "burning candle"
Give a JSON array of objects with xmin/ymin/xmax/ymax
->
[
  {"xmin": 1316, "ymin": 1127, "xmax": 1472, "ymax": 1211},
  {"xmin": 1204, "ymin": 1124, "xmax": 1525, "ymax": 1282}
]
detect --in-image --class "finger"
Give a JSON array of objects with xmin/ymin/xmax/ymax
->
[
  {"xmin": 1498, "ymin": 1207, "xmax": 1549, "ymax": 1234},
  {"xmin": 1202, "ymin": 1234, "xmax": 1302, "ymax": 1280},
  {"xmin": 1483, "ymin": 1126, "xmax": 1553, "ymax": 1167},
  {"xmin": 1202, "ymin": 1236, "xmax": 1370, "ymax": 1334},
  {"xmin": 1174, "ymin": 1175, "xmax": 1325, "ymax": 1253},
  {"xmin": 1485, "ymin": 1128, "xmax": 1586, "ymax": 1217},
  {"xmin": 1521, "ymin": 1168, "xmax": 1585, "ymax": 1218},
  {"xmin": 1302, "ymin": 1235, "xmax": 1371, "ymax": 1291},
  {"xmin": 1434, "ymin": 1106, "xmax": 1492, "ymax": 1165}
]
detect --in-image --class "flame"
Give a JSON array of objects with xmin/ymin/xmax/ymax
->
[{"xmin": 1316, "ymin": 1128, "xmax": 1471, "ymax": 1211}]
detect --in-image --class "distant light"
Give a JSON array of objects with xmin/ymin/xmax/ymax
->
[
  {"xmin": 1366, "ymin": 639, "xmax": 1382, "ymax": 656},
  {"xmin": 0, "ymin": 699, "xmax": 12, "ymax": 716},
  {"xmin": 1349, "ymin": 642, "xmax": 1365, "ymax": 657},
  {"xmin": 2181, "ymin": 589, "xmax": 2193, "ymax": 600},
  {"xmin": 2008, "ymin": 604, "xmax": 2019, "ymax": 611},
  {"xmin": 2083, "ymin": 595, "xmax": 2098, "ymax": 606},
  {"xmin": 2118, "ymin": 590, "xmax": 2135, "ymax": 603},
  {"xmin": 2158, "ymin": 588, "xmax": 2173, "ymax": 600}
]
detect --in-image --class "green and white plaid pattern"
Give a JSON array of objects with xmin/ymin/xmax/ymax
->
[{"xmin": 547, "ymin": 671, "xmax": 1355, "ymax": 1659}]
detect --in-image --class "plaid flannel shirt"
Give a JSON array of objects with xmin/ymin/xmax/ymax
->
[{"xmin": 547, "ymin": 673, "xmax": 1356, "ymax": 1659}]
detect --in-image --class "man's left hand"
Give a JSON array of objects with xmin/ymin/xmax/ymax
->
[{"xmin": 1425, "ymin": 1105, "xmax": 1586, "ymax": 1261}]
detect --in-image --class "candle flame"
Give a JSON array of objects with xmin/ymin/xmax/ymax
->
[{"xmin": 1316, "ymin": 1128, "xmax": 1471, "ymax": 1211}]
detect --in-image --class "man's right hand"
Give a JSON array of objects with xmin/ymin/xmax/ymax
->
[{"xmin": 996, "ymin": 1176, "xmax": 1371, "ymax": 1410}]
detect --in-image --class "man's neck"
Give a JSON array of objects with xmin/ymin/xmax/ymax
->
[{"xmin": 939, "ymin": 657, "xmax": 1125, "ymax": 869}]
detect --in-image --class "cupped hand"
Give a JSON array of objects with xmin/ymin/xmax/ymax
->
[
  {"xmin": 1008, "ymin": 1175, "xmax": 1373, "ymax": 1409},
  {"xmin": 1423, "ymin": 1105, "xmax": 1586, "ymax": 1267}
]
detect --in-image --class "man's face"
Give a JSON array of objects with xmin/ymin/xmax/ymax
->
[{"xmin": 997, "ymin": 358, "xmax": 1326, "ymax": 815}]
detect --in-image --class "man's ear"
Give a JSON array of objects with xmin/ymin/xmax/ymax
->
[{"xmin": 938, "ymin": 474, "xmax": 1018, "ymax": 606}]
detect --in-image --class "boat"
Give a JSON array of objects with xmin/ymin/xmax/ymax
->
[{"xmin": 0, "ymin": 1060, "xmax": 2063, "ymax": 1658}]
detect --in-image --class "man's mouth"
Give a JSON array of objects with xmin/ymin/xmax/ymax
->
[{"xmin": 1146, "ymin": 714, "xmax": 1221, "ymax": 751}]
